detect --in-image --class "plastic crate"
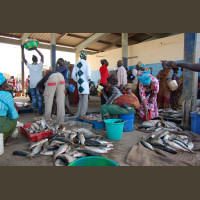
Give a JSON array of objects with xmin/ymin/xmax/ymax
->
[
  {"xmin": 191, "ymin": 111, "xmax": 200, "ymax": 134},
  {"xmin": 18, "ymin": 108, "xmax": 34, "ymax": 114},
  {"xmin": 20, "ymin": 123, "xmax": 53, "ymax": 142},
  {"xmin": 76, "ymin": 117, "xmax": 105, "ymax": 130}
]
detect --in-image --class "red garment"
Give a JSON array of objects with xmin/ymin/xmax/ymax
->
[
  {"xmin": 99, "ymin": 64, "xmax": 109, "ymax": 85},
  {"xmin": 13, "ymin": 79, "xmax": 16, "ymax": 87}
]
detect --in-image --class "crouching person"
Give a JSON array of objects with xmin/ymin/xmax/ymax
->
[{"xmin": 0, "ymin": 73, "xmax": 19, "ymax": 146}]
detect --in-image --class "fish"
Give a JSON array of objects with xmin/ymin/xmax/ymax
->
[
  {"xmin": 85, "ymin": 139, "xmax": 102, "ymax": 146},
  {"xmin": 54, "ymin": 137, "xmax": 72, "ymax": 145},
  {"xmin": 188, "ymin": 141, "xmax": 194, "ymax": 151},
  {"xmin": 32, "ymin": 123, "xmax": 40, "ymax": 130},
  {"xmin": 29, "ymin": 138, "xmax": 48, "ymax": 150},
  {"xmin": 42, "ymin": 141, "xmax": 49, "ymax": 151},
  {"xmin": 54, "ymin": 144, "xmax": 70, "ymax": 160},
  {"xmin": 83, "ymin": 146, "xmax": 113, "ymax": 154},
  {"xmin": 13, "ymin": 150, "xmax": 30, "ymax": 156},
  {"xmin": 30, "ymin": 124, "xmax": 37, "ymax": 132},
  {"xmin": 50, "ymin": 140, "xmax": 65, "ymax": 146},
  {"xmin": 69, "ymin": 150, "xmax": 86, "ymax": 158},
  {"xmin": 164, "ymin": 139, "xmax": 191, "ymax": 152},
  {"xmin": 153, "ymin": 145, "xmax": 177, "ymax": 154},
  {"xmin": 47, "ymin": 145, "xmax": 60, "ymax": 151},
  {"xmin": 69, "ymin": 132, "xmax": 77, "ymax": 142},
  {"xmin": 156, "ymin": 131, "xmax": 169, "ymax": 139},
  {"xmin": 77, "ymin": 149, "xmax": 103, "ymax": 157},
  {"xmin": 54, "ymin": 159, "xmax": 66, "ymax": 166},
  {"xmin": 173, "ymin": 139, "xmax": 192, "ymax": 152},
  {"xmin": 40, "ymin": 150, "xmax": 54, "ymax": 156},
  {"xmin": 77, "ymin": 132, "xmax": 85, "ymax": 146},
  {"xmin": 140, "ymin": 140, "xmax": 154, "ymax": 151},
  {"xmin": 28, "ymin": 144, "xmax": 43, "ymax": 158},
  {"xmin": 75, "ymin": 128, "xmax": 94, "ymax": 136},
  {"xmin": 61, "ymin": 153, "xmax": 77, "ymax": 165},
  {"xmin": 84, "ymin": 135, "xmax": 104, "ymax": 140}
]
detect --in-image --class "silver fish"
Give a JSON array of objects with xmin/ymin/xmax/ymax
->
[
  {"xmin": 69, "ymin": 150, "xmax": 86, "ymax": 158},
  {"xmin": 69, "ymin": 132, "xmax": 77, "ymax": 142},
  {"xmin": 55, "ymin": 159, "xmax": 66, "ymax": 166},
  {"xmin": 29, "ymin": 138, "xmax": 48, "ymax": 150},
  {"xmin": 40, "ymin": 150, "xmax": 54, "ymax": 156},
  {"xmin": 30, "ymin": 124, "xmax": 36, "ymax": 132},
  {"xmin": 77, "ymin": 132, "xmax": 85, "ymax": 146},
  {"xmin": 173, "ymin": 139, "xmax": 192, "ymax": 152},
  {"xmin": 83, "ymin": 146, "xmax": 113, "ymax": 154},
  {"xmin": 54, "ymin": 144, "xmax": 70, "ymax": 160},
  {"xmin": 164, "ymin": 140, "xmax": 191, "ymax": 152},
  {"xmin": 188, "ymin": 141, "xmax": 194, "ymax": 151},
  {"xmin": 156, "ymin": 131, "xmax": 169, "ymax": 139},
  {"xmin": 140, "ymin": 140, "xmax": 154, "ymax": 151},
  {"xmin": 28, "ymin": 144, "xmax": 43, "ymax": 158},
  {"xmin": 32, "ymin": 123, "xmax": 40, "ymax": 130},
  {"xmin": 62, "ymin": 153, "xmax": 77, "ymax": 164},
  {"xmin": 76, "ymin": 128, "xmax": 94, "ymax": 136}
]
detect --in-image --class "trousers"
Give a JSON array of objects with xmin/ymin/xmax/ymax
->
[
  {"xmin": 77, "ymin": 94, "xmax": 88, "ymax": 116},
  {"xmin": 30, "ymin": 87, "xmax": 43, "ymax": 113}
]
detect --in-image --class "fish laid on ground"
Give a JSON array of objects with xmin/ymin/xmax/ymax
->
[
  {"xmin": 140, "ymin": 140, "xmax": 154, "ymax": 151},
  {"xmin": 40, "ymin": 150, "xmax": 54, "ymax": 156},
  {"xmin": 29, "ymin": 138, "xmax": 48, "ymax": 150},
  {"xmin": 69, "ymin": 132, "xmax": 77, "ymax": 142},
  {"xmin": 54, "ymin": 144, "xmax": 70, "ymax": 160},
  {"xmin": 69, "ymin": 150, "xmax": 86, "ymax": 158},
  {"xmin": 85, "ymin": 139, "xmax": 101, "ymax": 147},
  {"xmin": 77, "ymin": 132, "xmax": 85, "ymax": 146},
  {"xmin": 47, "ymin": 145, "xmax": 60, "ymax": 151},
  {"xmin": 55, "ymin": 159, "xmax": 66, "ymax": 166},
  {"xmin": 77, "ymin": 149, "xmax": 103, "ymax": 157},
  {"xmin": 28, "ymin": 144, "xmax": 43, "ymax": 158},
  {"xmin": 188, "ymin": 141, "xmax": 194, "ymax": 151},
  {"xmin": 57, "ymin": 153, "xmax": 77, "ymax": 165},
  {"xmin": 54, "ymin": 137, "xmax": 72, "ymax": 145},
  {"xmin": 13, "ymin": 150, "xmax": 30, "ymax": 157},
  {"xmin": 83, "ymin": 146, "xmax": 113, "ymax": 154}
]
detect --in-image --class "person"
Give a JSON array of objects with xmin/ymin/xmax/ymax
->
[
  {"xmin": 0, "ymin": 73, "xmax": 19, "ymax": 146},
  {"xmin": 36, "ymin": 70, "xmax": 66, "ymax": 126},
  {"xmin": 117, "ymin": 60, "xmax": 127, "ymax": 87},
  {"xmin": 138, "ymin": 72, "xmax": 159, "ymax": 121},
  {"xmin": 157, "ymin": 61, "xmax": 172, "ymax": 109},
  {"xmin": 72, "ymin": 52, "xmax": 91, "ymax": 116},
  {"xmin": 25, "ymin": 75, "xmax": 32, "ymax": 102},
  {"xmin": 100, "ymin": 75, "xmax": 135, "ymax": 120},
  {"xmin": 21, "ymin": 45, "xmax": 44, "ymax": 114},
  {"xmin": 99, "ymin": 59, "xmax": 110, "ymax": 105},
  {"xmin": 170, "ymin": 67, "xmax": 180, "ymax": 109}
]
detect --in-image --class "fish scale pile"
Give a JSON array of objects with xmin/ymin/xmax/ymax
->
[
  {"xmin": 140, "ymin": 131, "xmax": 194, "ymax": 154},
  {"xmin": 13, "ymin": 121, "xmax": 114, "ymax": 166}
]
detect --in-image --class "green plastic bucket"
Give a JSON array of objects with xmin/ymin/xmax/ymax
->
[
  {"xmin": 68, "ymin": 156, "xmax": 119, "ymax": 166},
  {"xmin": 24, "ymin": 40, "xmax": 39, "ymax": 50},
  {"xmin": 104, "ymin": 119, "xmax": 125, "ymax": 140}
]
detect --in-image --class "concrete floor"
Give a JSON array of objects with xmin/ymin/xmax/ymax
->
[{"xmin": 0, "ymin": 96, "xmax": 146, "ymax": 166}]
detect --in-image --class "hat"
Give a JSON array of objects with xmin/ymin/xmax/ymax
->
[
  {"xmin": 68, "ymin": 84, "xmax": 75, "ymax": 93},
  {"xmin": 80, "ymin": 52, "xmax": 87, "ymax": 59},
  {"xmin": 0, "ymin": 73, "xmax": 6, "ymax": 86},
  {"xmin": 138, "ymin": 72, "xmax": 151, "ymax": 86}
]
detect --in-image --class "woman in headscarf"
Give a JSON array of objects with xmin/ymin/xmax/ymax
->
[
  {"xmin": 138, "ymin": 72, "xmax": 159, "ymax": 121},
  {"xmin": 101, "ymin": 75, "xmax": 135, "ymax": 120},
  {"xmin": 157, "ymin": 61, "xmax": 172, "ymax": 109},
  {"xmin": 0, "ymin": 73, "xmax": 19, "ymax": 146}
]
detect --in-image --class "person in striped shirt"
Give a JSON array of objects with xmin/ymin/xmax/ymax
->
[{"xmin": 0, "ymin": 73, "xmax": 19, "ymax": 146}]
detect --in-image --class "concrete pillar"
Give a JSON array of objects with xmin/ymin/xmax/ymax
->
[
  {"xmin": 51, "ymin": 33, "xmax": 56, "ymax": 71},
  {"xmin": 21, "ymin": 48, "xmax": 25, "ymax": 96},
  {"xmin": 75, "ymin": 50, "xmax": 80, "ymax": 63},
  {"xmin": 182, "ymin": 33, "xmax": 200, "ymax": 129},
  {"xmin": 122, "ymin": 33, "xmax": 128, "ymax": 70}
]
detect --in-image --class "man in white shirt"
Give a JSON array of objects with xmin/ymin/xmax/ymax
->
[
  {"xmin": 21, "ymin": 46, "xmax": 44, "ymax": 114},
  {"xmin": 72, "ymin": 52, "xmax": 91, "ymax": 116},
  {"xmin": 117, "ymin": 60, "xmax": 127, "ymax": 87}
]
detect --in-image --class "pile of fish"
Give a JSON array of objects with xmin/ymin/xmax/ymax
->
[
  {"xmin": 26, "ymin": 120, "xmax": 51, "ymax": 134},
  {"xmin": 138, "ymin": 119, "xmax": 182, "ymax": 132},
  {"xmin": 158, "ymin": 109, "xmax": 182, "ymax": 123},
  {"xmin": 13, "ymin": 127, "xmax": 114, "ymax": 166},
  {"xmin": 140, "ymin": 130, "xmax": 194, "ymax": 155},
  {"xmin": 80, "ymin": 114, "xmax": 102, "ymax": 121}
]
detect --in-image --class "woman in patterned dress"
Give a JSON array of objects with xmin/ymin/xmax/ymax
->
[{"xmin": 138, "ymin": 72, "xmax": 159, "ymax": 121}]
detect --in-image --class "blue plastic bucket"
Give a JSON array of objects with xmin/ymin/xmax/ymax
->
[
  {"xmin": 118, "ymin": 113, "xmax": 134, "ymax": 132},
  {"xmin": 104, "ymin": 119, "xmax": 125, "ymax": 140},
  {"xmin": 190, "ymin": 111, "xmax": 200, "ymax": 134},
  {"xmin": 68, "ymin": 156, "xmax": 119, "ymax": 166}
]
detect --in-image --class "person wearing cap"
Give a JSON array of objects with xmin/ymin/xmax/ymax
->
[
  {"xmin": 72, "ymin": 52, "xmax": 91, "ymax": 116},
  {"xmin": 117, "ymin": 60, "xmax": 127, "ymax": 87},
  {"xmin": 138, "ymin": 72, "xmax": 159, "ymax": 121},
  {"xmin": 21, "ymin": 45, "xmax": 44, "ymax": 114},
  {"xmin": 0, "ymin": 73, "xmax": 19, "ymax": 146}
]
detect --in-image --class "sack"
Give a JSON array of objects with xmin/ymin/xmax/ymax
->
[
  {"xmin": 113, "ymin": 94, "xmax": 140, "ymax": 110},
  {"xmin": 168, "ymin": 80, "xmax": 178, "ymax": 91}
]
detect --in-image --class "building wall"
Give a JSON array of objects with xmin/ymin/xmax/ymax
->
[{"xmin": 87, "ymin": 33, "xmax": 190, "ymax": 85}]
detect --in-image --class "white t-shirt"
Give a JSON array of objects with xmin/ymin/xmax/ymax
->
[
  {"xmin": 132, "ymin": 69, "xmax": 138, "ymax": 84},
  {"xmin": 26, "ymin": 62, "xmax": 43, "ymax": 88}
]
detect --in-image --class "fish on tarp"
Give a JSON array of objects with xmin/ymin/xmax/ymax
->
[
  {"xmin": 173, "ymin": 139, "xmax": 192, "ymax": 152},
  {"xmin": 147, "ymin": 142, "xmax": 177, "ymax": 154},
  {"xmin": 13, "ymin": 150, "xmax": 30, "ymax": 157},
  {"xmin": 164, "ymin": 139, "xmax": 191, "ymax": 152},
  {"xmin": 140, "ymin": 140, "xmax": 154, "ymax": 151},
  {"xmin": 29, "ymin": 138, "xmax": 48, "ymax": 151}
]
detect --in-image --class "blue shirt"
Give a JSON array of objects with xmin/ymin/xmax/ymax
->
[
  {"xmin": 0, "ymin": 91, "xmax": 19, "ymax": 119},
  {"xmin": 58, "ymin": 65, "xmax": 68, "ymax": 83}
]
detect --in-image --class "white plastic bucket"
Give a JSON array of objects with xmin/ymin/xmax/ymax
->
[
  {"xmin": 168, "ymin": 80, "xmax": 178, "ymax": 91},
  {"xmin": 0, "ymin": 133, "xmax": 4, "ymax": 156}
]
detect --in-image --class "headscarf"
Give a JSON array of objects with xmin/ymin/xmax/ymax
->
[
  {"xmin": 138, "ymin": 72, "xmax": 151, "ymax": 86},
  {"xmin": 136, "ymin": 61, "xmax": 151, "ymax": 76},
  {"xmin": 137, "ymin": 61, "xmax": 145, "ymax": 68},
  {"xmin": 0, "ymin": 73, "xmax": 6, "ymax": 86},
  {"xmin": 80, "ymin": 52, "xmax": 87, "ymax": 59}
]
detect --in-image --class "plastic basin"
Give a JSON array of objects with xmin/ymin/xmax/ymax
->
[
  {"xmin": 104, "ymin": 119, "xmax": 124, "ymax": 140},
  {"xmin": 24, "ymin": 40, "xmax": 39, "ymax": 50},
  {"xmin": 68, "ymin": 156, "xmax": 119, "ymax": 166}
]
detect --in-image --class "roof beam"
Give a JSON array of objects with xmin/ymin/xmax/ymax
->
[
  {"xmin": 75, "ymin": 33, "xmax": 110, "ymax": 51},
  {"xmin": 56, "ymin": 33, "xmax": 68, "ymax": 42},
  {"xmin": 20, "ymin": 33, "xmax": 31, "ymax": 44},
  {"xmin": 145, "ymin": 33, "xmax": 171, "ymax": 38}
]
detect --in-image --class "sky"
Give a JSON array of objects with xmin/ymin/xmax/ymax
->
[{"xmin": 0, "ymin": 43, "xmax": 75, "ymax": 79}]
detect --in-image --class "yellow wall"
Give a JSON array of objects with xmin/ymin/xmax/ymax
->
[{"xmin": 87, "ymin": 33, "xmax": 185, "ymax": 71}]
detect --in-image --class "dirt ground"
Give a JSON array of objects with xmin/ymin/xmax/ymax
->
[{"xmin": 0, "ymin": 96, "xmax": 146, "ymax": 166}]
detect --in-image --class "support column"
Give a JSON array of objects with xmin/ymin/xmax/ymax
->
[
  {"xmin": 182, "ymin": 33, "xmax": 200, "ymax": 129},
  {"xmin": 75, "ymin": 50, "xmax": 80, "ymax": 63},
  {"xmin": 122, "ymin": 33, "xmax": 128, "ymax": 70},
  {"xmin": 21, "ymin": 46, "xmax": 25, "ymax": 96},
  {"xmin": 51, "ymin": 33, "xmax": 56, "ymax": 71}
]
